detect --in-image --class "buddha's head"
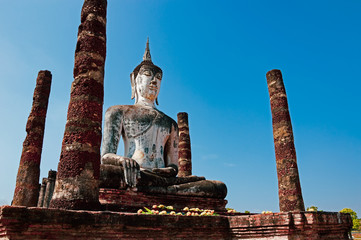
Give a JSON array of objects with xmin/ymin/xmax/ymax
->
[{"xmin": 131, "ymin": 39, "xmax": 162, "ymax": 106}]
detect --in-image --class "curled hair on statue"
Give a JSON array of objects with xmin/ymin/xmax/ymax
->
[{"xmin": 132, "ymin": 60, "xmax": 162, "ymax": 80}]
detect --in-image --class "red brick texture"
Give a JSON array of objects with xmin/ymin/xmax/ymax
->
[
  {"xmin": 0, "ymin": 206, "xmax": 352, "ymax": 239},
  {"xmin": 177, "ymin": 112, "xmax": 192, "ymax": 177},
  {"xmin": 266, "ymin": 69, "xmax": 305, "ymax": 212},
  {"xmin": 99, "ymin": 188, "xmax": 227, "ymax": 212},
  {"xmin": 50, "ymin": 0, "xmax": 107, "ymax": 210},
  {"xmin": 229, "ymin": 212, "xmax": 352, "ymax": 239},
  {"xmin": 12, "ymin": 70, "xmax": 52, "ymax": 207}
]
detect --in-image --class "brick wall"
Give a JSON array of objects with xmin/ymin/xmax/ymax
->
[
  {"xmin": 0, "ymin": 206, "xmax": 352, "ymax": 240},
  {"xmin": 99, "ymin": 188, "xmax": 228, "ymax": 212}
]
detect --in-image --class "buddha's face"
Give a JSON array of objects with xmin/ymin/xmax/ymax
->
[{"xmin": 135, "ymin": 65, "xmax": 162, "ymax": 102}]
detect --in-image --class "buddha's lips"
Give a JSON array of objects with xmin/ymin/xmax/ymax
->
[{"xmin": 149, "ymin": 87, "xmax": 158, "ymax": 91}]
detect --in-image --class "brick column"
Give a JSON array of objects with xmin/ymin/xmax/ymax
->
[
  {"xmin": 177, "ymin": 112, "xmax": 192, "ymax": 177},
  {"xmin": 37, "ymin": 178, "xmax": 48, "ymax": 207},
  {"xmin": 12, "ymin": 70, "xmax": 52, "ymax": 207},
  {"xmin": 50, "ymin": 0, "xmax": 107, "ymax": 210},
  {"xmin": 43, "ymin": 170, "xmax": 56, "ymax": 208},
  {"xmin": 266, "ymin": 69, "xmax": 305, "ymax": 212}
]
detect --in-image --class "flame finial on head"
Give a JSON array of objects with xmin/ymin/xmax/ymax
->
[{"xmin": 143, "ymin": 37, "xmax": 152, "ymax": 62}]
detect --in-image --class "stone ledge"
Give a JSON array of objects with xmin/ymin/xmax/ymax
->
[
  {"xmin": 0, "ymin": 206, "xmax": 352, "ymax": 240},
  {"xmin": 99, "ymin": 188, "xmax": 228, "ymax": 212}
]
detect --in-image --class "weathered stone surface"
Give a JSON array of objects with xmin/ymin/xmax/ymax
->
[
  {"xmin": 12, "ymin": 70, "xmax": 52, "ymax": 207},
  {"xmin": 101, "ymin": 104, "xmax": 179, "ymax": 174},
  {"xmin": 100, "ymin": 164, "xmax": 206, "ymax": 189},
  {"xmin": 138, "ymin": 180, "xmax": 227, "ymax": 199},
  {"xmin": 42, "ymin": 170, "xmax": 56, "ymax": 208},
  {"xmin": 100, "ymin": 42, "xmax": 178, "ymax": 188},
  {"xmin": 50, "ymin": 0, "xmax": 107, "ymax": 210},
  {"xmin": 37, "ymin": 178, "xmax": 47, "ymax": 207},
  {"xmin": 266, "ymin": 69, "xmax": 305, "ymax": 212},
  {"xmin": 177, "ymin": 112, "xmax": 192, "ymax": 177},
  {"xmin": 0, "ymin": 206, "xmax": 352, "ymax": 239},
  {"xmin": 100, "ymin": 40, "xmax": 226, "ymax": 199}
]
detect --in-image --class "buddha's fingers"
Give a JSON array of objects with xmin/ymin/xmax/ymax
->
[
  {"xmin": 123, "ymin": 164, "xmax": 128, "ymax": 186},
  {"xmin": 130, "ymin": 160, "xmax": 136, "ymax": 187},
  {"xmin": 134, "ymin": 164, "xmax": 138, "ymax": 187},
  {"xmin": 137, "ymin": 164, "xmax": 141, "ymax": 182},
  {"xmin": 126, "ymin": 159, "xmax": 132, "ymax": 186},
  {"xmin": 122, "ymin": 159, "xmax": 129, "ymax": 186}
]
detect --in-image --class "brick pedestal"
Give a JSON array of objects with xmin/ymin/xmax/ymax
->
[
  {"xmin": 0, "ymin": 206, "xmax": 352, "ymax": 240},
  {"xmin": 99, "ymin": 188, "xmax": 228, "ymax": 212}
]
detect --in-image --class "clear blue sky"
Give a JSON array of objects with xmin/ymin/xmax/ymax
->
[{"xmin": 0, "ymin": 0, "xmax": 360, "ymax": 215}]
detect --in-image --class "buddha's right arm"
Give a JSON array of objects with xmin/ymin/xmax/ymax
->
[{"xmin": 101, "ymin": 107, "xmax": 123, "ymax": 163}]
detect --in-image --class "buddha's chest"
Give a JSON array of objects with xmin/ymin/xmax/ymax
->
[
  {"xmin": 122, "ymin": 110, "xmax": 172, "ymax": 140},
  {"xmin": 122, "ymin": 114, "xmax": 172, "ymax": 169}
]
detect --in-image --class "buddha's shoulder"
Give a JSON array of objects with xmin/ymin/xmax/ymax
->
[
  {"xmin": 155, "ymin": 109, "xmax": 177, "ymax": 128},
  {"xmin": 104, "ymin": 105, "xmax": 127, "ymax": 118},
  {"xmin": 105, "ymin": 105, "xmax": 133, "ymax": 114},
  {"xmin": 105, "ymin": 105, "xmax": 177, "ymax": 128},
  {"xmin": 106, "ymin": 105, "xmax": 158, "ymax": 115}
]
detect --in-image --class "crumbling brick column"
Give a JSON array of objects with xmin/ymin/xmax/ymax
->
[
  {"xmin": 37, "ymin": 178, "xmax": 47, "ymax": 207},
  {"xmin": 43, "ymin": 170, "xmax": 56, "ymax": 208},
  {"xmin": 266, "ymin": 69, "xmax": 305, "ymax": 212},
  {"xmin": 177, "ymin": 112, "xmax": 192, "ymax": 177},
  {"xmin": 50, "ymin": 0, "xmax": 107, "ymax": 210},
  {"xmin": 12, "ymin": 70, "xmax": 52, "ymax": 207}
]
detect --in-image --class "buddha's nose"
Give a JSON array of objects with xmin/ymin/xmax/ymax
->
[{"xmin": 150, "ymin": 77, "xmax": 157, "ymax": 85}]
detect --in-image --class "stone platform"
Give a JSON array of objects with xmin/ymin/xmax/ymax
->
[
  {"xmin": 0, "ymin": 205, "xmax": 352, "ymax": 239},
  {"xmin": 99, "ymin": 188, "xmax": 228, "ymax": 212}
]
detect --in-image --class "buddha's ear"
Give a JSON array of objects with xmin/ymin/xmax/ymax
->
[
  {"xmin": 156, "ymin": 97, "xmax": 159, "ymax": 105},
  {"xmin": 130, "ymin": 72, "xmax": 135, "ymax": 99}
]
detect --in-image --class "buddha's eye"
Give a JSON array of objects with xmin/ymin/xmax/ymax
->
[
  {"xmin": 143, "ymin": 70, "xmax": 152, "ymax": 76},
  {"xmin": 156, "ymin": 74, "xmax": 162, "ymax": 80}
]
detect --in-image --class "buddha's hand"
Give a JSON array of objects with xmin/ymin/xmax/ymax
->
[
  {"xmin": 120, "ymin": 157, "xmax": 140, "ymax": 187},
  {"xmin": 101, "ymin": 153, "xmax": 140, "ymax": 187},
  {"xmin": 152, "ymin": 164, "xmax": 178, "ymax": 178}
]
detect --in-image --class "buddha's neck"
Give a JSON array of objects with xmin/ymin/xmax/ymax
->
[{"xmin": 135, "ymin": 97, "xmax": 156, "ymax": 108}]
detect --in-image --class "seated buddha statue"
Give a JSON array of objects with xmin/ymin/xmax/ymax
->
[{"xmin": 100, "ymin": 40, "xmax": 226, "ymax": 199}]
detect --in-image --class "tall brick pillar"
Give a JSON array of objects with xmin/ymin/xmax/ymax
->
[
  {"xmin": 177, "ymin": 112, "xmax": 192, "ymax": 177},
  {"xmin": 266, "ymin": 69, "xmax": 305, "ymax": 212},
  {"xmin": 50, "ymin": 0, "xmax": 107, "ymax": 210},
  {"xmin": 12, "ymin": 70, "xmax": 52, "ymax": 207}
]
